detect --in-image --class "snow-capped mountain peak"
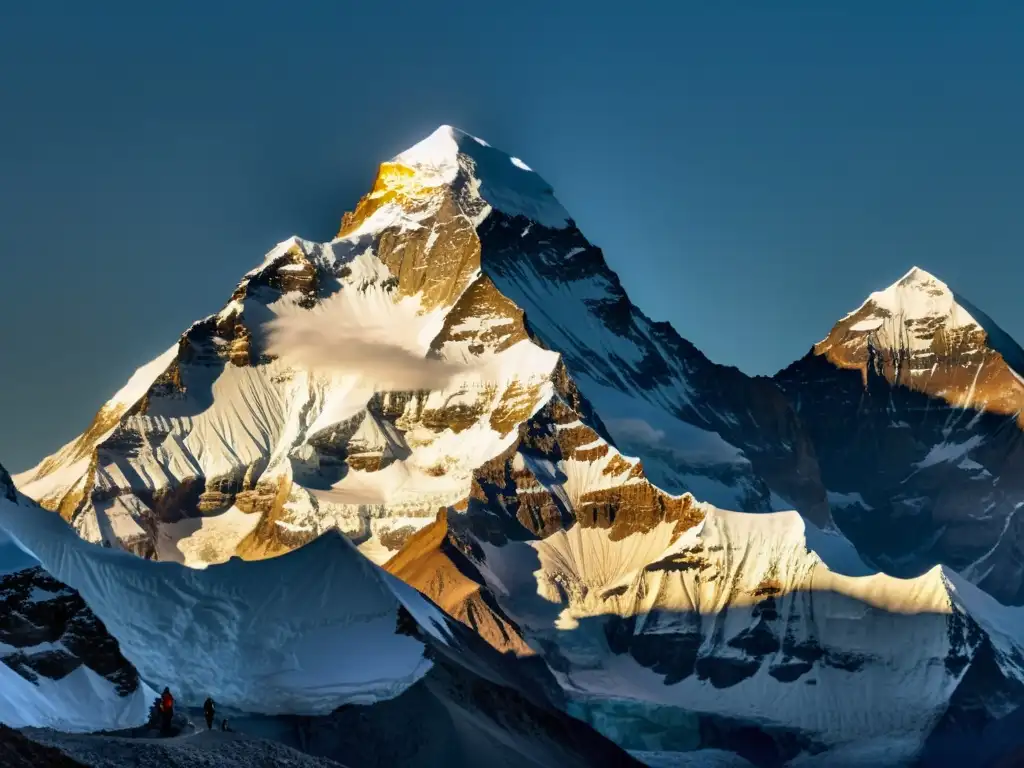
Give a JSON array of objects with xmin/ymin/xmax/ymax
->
[
  {"xmin": 11, "ymin": 123, "xmax": 1024, "ymax": 765},
  {"xmin": 843, "ymin": 266, "xmax": 975, "ymax": 332},
  {"xmin": 815, "ymin": 266, "xmax": 1024, "ymax": 397},
  {"xmin": 389, "ymin": 124, "xmax": 572, "ymax": 229}
]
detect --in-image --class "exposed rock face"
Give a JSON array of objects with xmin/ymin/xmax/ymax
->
[
  {"xmin": 384, "ymin": 508, "xmax": 532, "ymax": 656},
  {"xmin": 0, "ymin": 565, "xmax": 139, "ymax": 696},
  {"xmin": 775, "ymin": 267, "xmax": 1024, "ymax": 603},
  {"xmin": 477, "ymin": 212, "xmax": 829, "ymax": 526},
  {"xmin": 14, "ymin": 125, "xmax": 824, "ymax": 568}
]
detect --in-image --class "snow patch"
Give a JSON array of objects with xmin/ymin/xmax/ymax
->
[
  {"xmin": 915, "ymin": 435, "xmax": 985, "ymax": 470},
  {"xmin": 827, "ymin": 490, "xmax": 874, "ymax": 511},
  {"xmin": 848, "ymin": 318, "xmax": 883, "ymax": 332}
]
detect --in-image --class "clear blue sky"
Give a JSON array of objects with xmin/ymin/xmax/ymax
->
[{"xmin": 2, "ymin": 2, "xmax": 1023, "ymax": 471}]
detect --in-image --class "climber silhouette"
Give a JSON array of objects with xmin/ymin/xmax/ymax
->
[{"xmin": 159, "ymin": 687, "xmax": 175, "ymax": 735}]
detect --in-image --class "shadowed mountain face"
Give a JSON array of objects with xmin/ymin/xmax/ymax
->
[
  {"xmin": 775, "ymin": 268, "xmax": 1024, "ymax": 604},
  {"xmin": 396, "ymin": 494, "xmax": 1024, "ymax": 763},
  {"xmin": 0, "ymin": 565, "xmax": 140, "ymax": 697}
]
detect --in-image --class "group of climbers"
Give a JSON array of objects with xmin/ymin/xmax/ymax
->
[{"xmin": 150, "ymin": 687, "xmax": 228, "ymax": 736}]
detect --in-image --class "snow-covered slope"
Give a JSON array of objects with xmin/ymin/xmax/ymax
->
[
  {"xmin": 0, "ymin": 465, "xmax": 151, "ymax": 732},
  {"xmin": 14, "ymin": 124, "xmax": 827, "ymax": 570},
  {"xmin": 0, "ymin": 479, "xmax": 451, "ymax": 715},
  {"xmin": 776, "ymin": 267, "xmax": 1024, "ymax": 603}
]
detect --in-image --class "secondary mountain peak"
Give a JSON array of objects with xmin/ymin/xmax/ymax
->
[
  {"xmin": 811, "ymin": 266, "xmax": 1024, "ymax": 411},
  {"xmin": 839, "ymin": 265, "xmax": 965, "ymax": 333},
  {"xmin": 776, "ymin": 263, "xmax": 1024, "ymax": 603}
]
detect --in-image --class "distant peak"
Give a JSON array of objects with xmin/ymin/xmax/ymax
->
[
  {"xmin": 829, "ymin": 267, "xmax": 965, "ymax": 338},
  {"xmin": 857, "ymin": 266, "xmax": 960, "ymax": 324}
]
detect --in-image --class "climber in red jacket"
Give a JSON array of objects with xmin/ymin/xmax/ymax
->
[{"xmin": 159, "ymin": 687, "xmax": 175, "ymax": 735}]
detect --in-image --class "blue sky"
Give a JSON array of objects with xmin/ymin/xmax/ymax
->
[{"xmin": 2, "ymin": 3, "xmax": 1023, "ymax": 470}]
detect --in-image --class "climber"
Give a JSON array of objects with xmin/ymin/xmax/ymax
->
[
  {"xmin": 204, "ymin": 697, "xmax": 216, "ymax": 730},
  {"xmin": 159, "ymin": 687, "xmax": 175, "ymax": 735}
]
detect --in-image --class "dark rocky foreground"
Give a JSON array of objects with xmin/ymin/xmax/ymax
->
[
  {"xmin": 18, "ymin": 727, "xmax": 346, "ymax": 768},
  {"xmin": 1, "ymin": 724, "xmax": 87, "ymax": 768},
  {"xmin": 13, "ymin": 646, "xmax": 642, "ymax": 768}
]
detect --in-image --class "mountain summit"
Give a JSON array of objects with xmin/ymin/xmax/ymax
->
[{"xmin": 389, "ymin": 124, "xmax": 571, "ymax": 229}]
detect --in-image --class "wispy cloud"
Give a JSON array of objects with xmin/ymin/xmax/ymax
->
[{"xmin": 265, "ymin": 294, "xmax": 472, "ymax": 391}]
